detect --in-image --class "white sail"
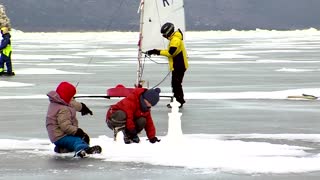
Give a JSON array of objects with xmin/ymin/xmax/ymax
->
[
  {"xmin": 108, "ymin": 0, "xmax": 186, "ymax": 94},
  {"xmin": 140, "ymin": 0, "xmax": 186, "ymax": 52}
]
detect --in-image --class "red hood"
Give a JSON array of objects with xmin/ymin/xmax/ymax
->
[{"xmin": 56, "ymin": 82, "xmax": 76, "ymax": 104}]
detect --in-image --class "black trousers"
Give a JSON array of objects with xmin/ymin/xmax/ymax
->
[{"xmin": 171, "ymin": 70, "xmax": 185, "ymax": 105}]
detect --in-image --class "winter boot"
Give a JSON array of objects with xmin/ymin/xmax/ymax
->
[
  {"xmin": 122, "ymin": 130, "xmax": 132, "ymax": 144},
  {"xmin": 167, "ymin": 103, "xmax": 183, "ymax": 108},
  {"xmin": 85, "ymin": 145, "xmax": 102, "ymax": 154},
  {"xmin": 75, "ymin": 149, "xmax": 87, "ymax": 158},
  {"xmin": 123, "ymin": 135, "xmax": 131, "ymax": 144},
  {"xmin": 4, "ymin": 72, "xmax": 15, "ymax": 76}
]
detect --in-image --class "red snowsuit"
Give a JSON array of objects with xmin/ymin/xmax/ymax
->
[{"xmin": 106, "ymin": 88, "xmax": 156, "ymax": 139}]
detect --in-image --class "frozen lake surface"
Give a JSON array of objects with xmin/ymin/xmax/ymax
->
[{"xmin": 1, "ymin": 29, "xmax": 320, "ymax": 179}]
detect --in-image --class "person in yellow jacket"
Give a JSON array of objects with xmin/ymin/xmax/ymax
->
[
  {"xmin": 0, "ymin": 27, "xmax": 14, "ymax": 76},
  {"xmin": 146, "ymin": 22, "xmax": 188, "ymax": 108}
]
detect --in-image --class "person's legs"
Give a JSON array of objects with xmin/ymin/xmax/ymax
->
[
  {"xmin": 2, "ymin": 53, "xmax": 14, "ymax": 76},
  {"xmin": 0, "ymin": 55, "xmax": 4, "ymax": 75},
  {"xmin": 54, "ymin": 136, "xmax": 101, "ymax": 157},
  {"xmin": 54, "ymin": 135, "xmax": 89, "ymax": 153},
  {"xmin": 135, "ymin": 117, "xmax": 146, "ymax": 133},
  {"xmin": 5, "ymin": 53, "xmax": 13, "ymax": 75},
  {"xmin": 171, "ymin": 70, "xmax": 185, "ymax": 107},
  {"xmin": 121, "ymin": 117, "xmax": 145, "ymax": 144},
  {"xmin": 54, "ymin": 146, "xmax": 71, "ymax": 153},
  {"xmin": 106, "ymin": 110, "xmax": 127, "ymax": 140},
  {"xmin": 107, "ymin": 110, "xmax": 126, "ymax": 129}
]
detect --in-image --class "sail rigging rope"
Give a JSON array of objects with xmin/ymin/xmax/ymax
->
[
  {"xmin": 105, "ymin": 0, "xmax": 127, "ymax": 30},
  {"xmin": 140, "ymin": 1, "xmax": 181, "ymax": 89},
  {"xmin": 151, "ymin": 70, "xmax": 171, "ymax": 89},
  {"xmin": 77, "ymin": 0, "xmax": 172, "ymax": 90},
  {"xmin": 75, "ymin": 57, "xmax": 94, "ymax": 88},
  {"xmin": 143, "ymin": 54, "xmax": 171, "ymax": 89},
  {"xmin": 76, "ymin": 0, "xmax": 128, "ymax": 89}
]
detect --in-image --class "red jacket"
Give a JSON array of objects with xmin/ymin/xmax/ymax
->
[{"xmin": 106, "ymin": 88, "xmax": 156, "ymax": 139}]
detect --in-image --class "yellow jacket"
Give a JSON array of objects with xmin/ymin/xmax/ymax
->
[{"xmin": 160, "ymin": 30, "xmax": 188, "ymax": 71}]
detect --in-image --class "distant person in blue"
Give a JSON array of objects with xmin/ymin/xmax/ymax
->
[
  {"xmin": 146, "ymin": 22, "xmax": 189, "ymax": 108},
  {"xmin": 0, "ymin": 27, "xmax": 14, "ymax": 76},
  {"xmin": 46, "ymin": 81, "xmax": 102, "ymax": 158}
]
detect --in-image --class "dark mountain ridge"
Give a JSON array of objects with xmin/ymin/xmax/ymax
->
[{"xmin": 1, "ymin": 0, "xmax": 319, "ymax": 32}]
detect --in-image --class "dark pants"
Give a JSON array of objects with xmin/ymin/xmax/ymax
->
[
  {"xmin": 171, "ymin": 70, "xmax": 185, "ymax": 105},
  {"xmin": 106, "ymin": 110, "xmax": 146, "ymax": 133},
  {"xmin": 0, "ymin": 52, "xmax": 13, "ymax": 73}
]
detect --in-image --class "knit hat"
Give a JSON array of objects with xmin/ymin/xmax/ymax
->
[
  {"xmin": 143, "ymin": 88, "xmax": 161, "ymax": 106},
  {"xmin": 56, "ymin": 82, "xmax": 76, "ymax": 104}
]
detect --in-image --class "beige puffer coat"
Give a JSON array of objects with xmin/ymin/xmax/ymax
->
[{"xmin": 46, "ymin": 91, "xmax": 82, "ymax": 143}]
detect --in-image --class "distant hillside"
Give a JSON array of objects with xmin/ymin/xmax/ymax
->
[{"xmin": 1, "ymin": 0, "xmax": 320, "ymax": 32}]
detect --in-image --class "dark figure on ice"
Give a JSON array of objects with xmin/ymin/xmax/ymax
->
[
  {"xmin": 146, "ymin": 22, "xmax": 189, "ymax": 108},
  {"xmin": 106, "ymin": 88, "xmax": 161, "ymax": 144},
  {"xmin": 0, "ymin": 27, "xmax": 14, "ymax": 76},
  {"xmin": 46, "ymin": 81, "xmax": 101, "ymax": 158}
]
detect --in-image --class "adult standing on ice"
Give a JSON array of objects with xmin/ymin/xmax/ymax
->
[
  {"xmin": 106, "ymin": 88, "xmax": 161, "ymax": 144},
  {"xmin": 46, "ymin": 81, "xmax": 101, "ymax": 158},
  {"xmin": 146, "ymin": 22, "xmax": 189, "ymax": 108},
  {"xmin": 0, "ymin": 27, "xmax": 14, "ymax": 76}
]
